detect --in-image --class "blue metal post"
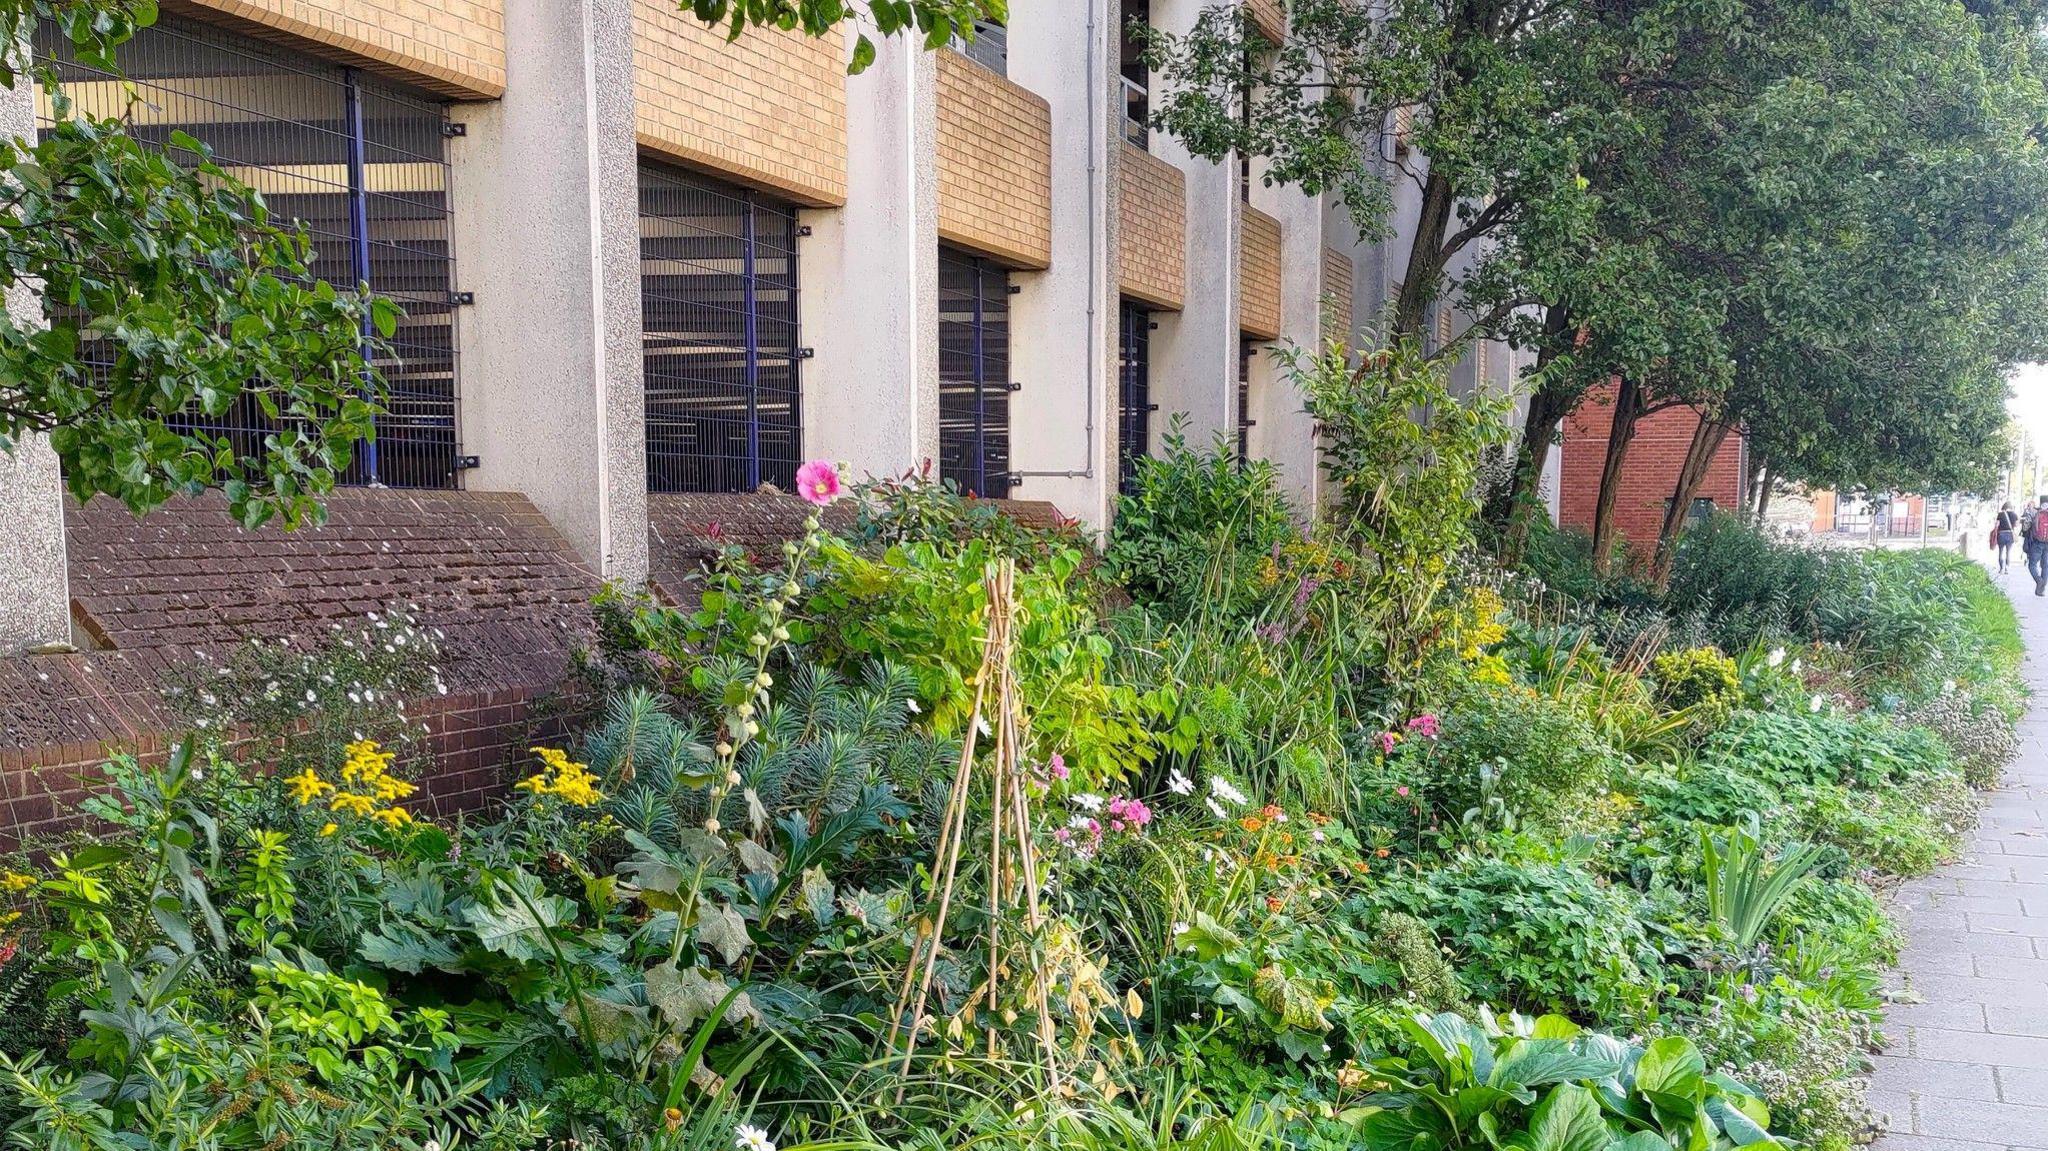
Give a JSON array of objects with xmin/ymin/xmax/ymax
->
[
  {"xmin": 343, "ymin": 67, "xmax": 379, "ymax": 485},
  {"xmin": 971, "ymin": 262, "xmax": 987, "ymax": 494},
  {"xmin": 742, "ymin": 192, "xmax": 761, "ymax": 490}
]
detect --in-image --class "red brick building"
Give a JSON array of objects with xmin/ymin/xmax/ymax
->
[{"xmin": 1557, "ymin": 384, "xmax": 1748, "ymax": 556}]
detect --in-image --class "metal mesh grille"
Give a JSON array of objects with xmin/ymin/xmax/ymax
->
[
  {"xmin": 1118, "ymin": 299, "xmax": 1151, "ymax": 492},
  {"xmin": 34, "ymin": 14, "xmax": 463, "ymax": 489},
  {"xmin": 640, "ymin": 159, "xmax": 802, "ymax": 493},
  {"xmin": 1238, "ymin": 338, "xmax": 1254, "ymax": 459},
  {"xmin": 938, "ymin": 248, "xmax": 1011, "ymax": 498}
]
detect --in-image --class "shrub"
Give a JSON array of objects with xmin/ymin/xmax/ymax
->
[
  {"xmin": 1106, "ymin": 424, "xmax": 1300, "ymax": 622},
  {"xmin": 1651, "ymin": 645, "xmax": 1742, "ymax": 726},
  {"xmin": 1370, "ymin": 854, "xmax": 1665, "ymax": 1024},
  {"xmin": 1393, "ymin": 679, "xmax": 1620, "ymax": 834},
  {"xmin": 1896, "ymin": 686, "xmax": 2021, "ymax": 789}
]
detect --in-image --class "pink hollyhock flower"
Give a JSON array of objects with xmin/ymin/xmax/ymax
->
[
  {"xmin": 1405, "ymin": 713, "xmax": 1440, "ymax": 740},
  {"xmin": 1378, "ymin": 732, "xmax": 1400, "ymax": 756},
  {"xmin": 794, "ymin": 459, "xmax": 843, "ymax": 506},
  {"xmin": 1048, "ymin": 753, "xmax": 1069, "ymax": 781}
]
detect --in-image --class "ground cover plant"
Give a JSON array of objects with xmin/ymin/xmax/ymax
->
[{"xmin": 0, "ymin": 347, "xmax": 2023, "ymax": 1151}]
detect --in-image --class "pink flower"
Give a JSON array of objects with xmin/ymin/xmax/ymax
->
[
  {"xmin": 1054, "ymin": 827, "xmax": 1072, "ymax": 843},
  {"xmin": 1107, "ymin": 795, "xmax": 1152, "ymax": 830},
  {"xmin": 1378, "ymin": 732, "xmax": 1400, "ymax": 756},
  {"xmin": 1048, "ymin": 753, "xmax": 1069, "ymax": 781},
  {"xmin": 1405, "ymin": 713, "xmax": 1440, "ymax": 740},
  {"xmin": 1395, "ymin": 785, "xmax": 1411, "ymax": 798},
  {"xmin": 795, "ymin": 460, "xmax": 843, "ymax": 506}
]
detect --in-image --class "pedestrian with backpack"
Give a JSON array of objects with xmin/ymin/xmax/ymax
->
[
  {"xmin": 1996, "ymin": 501, "xmax": 2020, "ymax": 572},
  {"xmin": 2024, "ymin": 495, "xmax": 2048, "ymax": 595}
]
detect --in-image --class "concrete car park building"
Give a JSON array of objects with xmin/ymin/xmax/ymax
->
[{"xmin": 0, "ymin": 0, "xmax": 1515, "ymax": 839}]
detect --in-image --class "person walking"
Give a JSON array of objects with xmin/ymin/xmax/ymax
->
[
  {"xmin": 2024, "ymin": 496, "xmax": 2048, "ymax": 595},
  {"xmin": 1996, "ymin": 501, "xmax": 2019, "ymax": 572}
]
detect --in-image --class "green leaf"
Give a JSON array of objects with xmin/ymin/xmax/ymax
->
[
  {"xmin": 849, "ymin": 33, "xmax": 876, "ymax": 74},
  {"xmin": 1632, "ymin": 1037, "xmax": 1706, "ymax": 1100},
  {"xmin": 1490, "ymin": 1040, "xmax": 1625, "ymax": 1089},
  {"xmin": 1525, "ymin": 1084, "xmax": 1613, "ymax": 1151},
  {"xmin": 697, "ymin": 901, "xmax": 751, "ymax": 965},
  {"xmin": 463, "ymin": 870, "xmax": 574, "ymax": 963}
]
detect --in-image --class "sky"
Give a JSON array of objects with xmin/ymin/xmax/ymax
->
[{"xmin": 2013, "ymin": 364, "xmax": 2048, "ymax": 450}]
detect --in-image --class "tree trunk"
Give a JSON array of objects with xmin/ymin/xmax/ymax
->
[
  {"xmin": 1649, "ymin": 414, "xmax": 1735, "ymax": 589},
  {"xmin": 1589, "ymin": 376, "xmax": 1644, "ymax": 577},
  {"xmin": 1391, "ymin": 171, "xmax": 1456, "ymax": 340},
  {"xmin": 1751, "ymin": 462, "xmax": 1773, "ymax": 523},
  {"xmin": 1488, "ymin": 306, "xmax": 1574, "ymax": 562}
]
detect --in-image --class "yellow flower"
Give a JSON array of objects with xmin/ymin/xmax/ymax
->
[
  {"xmin": 372, "ymin": 774, "xmax": 416, "ymax": 802},
  {"xmin": 519, "ymin": 747, "xmax": 602, "ymax": 807},
  {"xmin": 318, "ymin": 822, "xmax": 338, "ymax": 837},
  {"xmin": 0, "ymin": 910, "xmax": 17, "ymax": 927},
  {"xmin": 0, "ymin": 871, "xmax": 34, "ymax": 893},
  {"xmin": 286, "ymin": 769, "xmax": 333, "ymax": 806},
  {"xmin": 341, "ymin": 739, "xmax": 395, "ymax": 783},
  {"xmin": 370, "ymin": 806, "xmax": 414, "ymax": 829},
  {"xmin": 329, "ymin": 792, "xmax": 377, "ymax": 818}
]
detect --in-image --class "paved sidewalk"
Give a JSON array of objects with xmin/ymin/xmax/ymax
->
[{"xmin": 1872, "ymin": 564, "xmax": 2048, "ymax": 1150}]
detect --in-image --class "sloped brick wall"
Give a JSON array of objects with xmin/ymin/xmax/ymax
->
[{"xmin": 1, "ymin": 490, "xmax": 600, "ymax": 847}]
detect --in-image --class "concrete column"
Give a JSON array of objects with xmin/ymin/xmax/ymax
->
[
  {"xmin": 1145, "ymin": 0, "xmax": 1240, "ymax": 449},
  {"xmin": 801, "ymin": 30, "xmax": 940, "ymax": 481},
  {"xmin": 1245, "ymin": 180, "xmax": 1328, "ymax": 514},
  {"xmin": 0, "ymin": 73, "xmax": 70, "ymax": 652},
  {"xmin": 446, "ymin": 0, "xmax": 647, "ymax": 584},
  {"xmin": 1005, "ymin": 0, "xmax": 1120, "ymax": 528}
]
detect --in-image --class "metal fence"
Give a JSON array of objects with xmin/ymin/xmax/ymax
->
[
  {"xmin": 35, "ymin": 15, "xmax": 464, "ymax": 489},
  {"xmin": 1118, "ymin": 300, "xmax": 1153, "ymax": 492},
  {"xmin": 639, "ymin": 160, "xmax": 803, "ymax": 494},
  {"xmin": 938, "ymin": 249, "xmax": 1012, "ymax": 498}
]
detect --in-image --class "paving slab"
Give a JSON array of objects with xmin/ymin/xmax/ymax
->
[{"xmin": 1876, "ymin": 567, "xmax": 2048, "ymax": 1149}]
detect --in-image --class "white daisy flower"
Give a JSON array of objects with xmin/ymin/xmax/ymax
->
[
  {"xmin": 1767, "ymin": 647, "xmax": 1786, "ymax": 668},
  {"xmin": 1167, "ymin": 768, "xmax": 1195, "ymax": 796}
]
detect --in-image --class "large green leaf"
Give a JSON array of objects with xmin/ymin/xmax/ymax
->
[
  {"xmin": 1524, "ymin": 1084, "xmax": 1613, "ymax": 1151},
  {"xmin": 1632, "ymin": 1037, "xmax": 1706, "ymax": 1100},
  {"xmin": 1492, "ymin": 1039, "xmax": 1626, "ymax": 1089},
  {"xmin": 463, "ymin": 870, "xmax": 575, "ymax": 964}
]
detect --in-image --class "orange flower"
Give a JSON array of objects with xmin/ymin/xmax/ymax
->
[
  {"xmin": 1239, "ymin": 816, "xmax": 1266, "ymax": 833},
  {"xmin": 1266, "ymin": 896, "xmax": 1284, "ymax": 912},
  {"xmin": 1261, "ymin": 804, "xmax": 1284, "ymax": 821},
  {"xmin": 1374, "ymin": 847, "xmax": 1391, "ymax": 859}
]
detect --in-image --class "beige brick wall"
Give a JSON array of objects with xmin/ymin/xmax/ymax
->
[
  {"xmin": 1321, "ymin": 246, "xmax": 1353, "ymax": 344},
  {"xmin": 1239, "ymin": 205, "xmax": 1281, "ymax": 339},
  {"xmin": 633, "ymin": 0, "xmax": 848, "ymax": 206},
  {"xmin": 173, "ymin": 0, "xmax": 506, "ymax": 97},
  {"xmin": 1245, "ymin": 0, "xmax": 1285, "ymax": 43},
  {"xmin": 1117, "ymin": 143, "xmax": 1185, "ymax": 309},
  {"xmin": 936, "ymin": 51, "xmax": 1052, "ymax": 269}
]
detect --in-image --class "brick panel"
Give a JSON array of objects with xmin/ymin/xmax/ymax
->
[
  {"xmin": 170, "ymin": 0, "xmax": 506, "ymax": 97},
  {"xmin": 1244, "ymin": 0, "xmax": 1285, "ymax": 43},
  {"xmin": 1321, "ymin": 245, "xmax": 1353, "ymax": 343},
  {"xmin": 634, "ymin": 0, "xmax": 848, "ymax": 206},
  {"xmin": 1557, "ymin": 382, "xmax": 1746, "ymax": 557},
  {"xmin": 936, "ymin": 50, "xmax": 1053, "ymax": 269},
  {"xmin": 1117, "ymin": 143, "xmax": 1186, "ymax": 309},
  {"xmin": 1239, "ymin": 205, "xmax": 1282, "ymax": 339}
]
